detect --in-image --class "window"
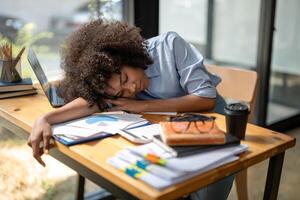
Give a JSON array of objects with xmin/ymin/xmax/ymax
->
[
  {"xmin": 267, "ymin": 0, "xmax": 300, "ymax": 124},
  {"xmin": 159, "ymin": 0, "xmax": 207, "ymax": 54},
  {"xmin": 212, "ymin": 0, "xmax": 260, "ymax": 68},
  {"xmin": 0, "ymin": 0, "xmax": 124, "ymax": 81}
]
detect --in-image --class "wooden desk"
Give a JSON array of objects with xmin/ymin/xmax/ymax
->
[{"xmin": 0, "ymin": 87, "xmax": 296, "ymax": 200}]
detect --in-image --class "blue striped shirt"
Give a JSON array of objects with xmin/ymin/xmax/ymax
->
[{"xmin": 136, "ymin": 32, "xmax": 221, "ymax": 100}]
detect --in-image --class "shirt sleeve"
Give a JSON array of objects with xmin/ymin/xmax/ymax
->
[{"xmin": 165, "ymin": 32, "xmax": 217, "ymax": 98}]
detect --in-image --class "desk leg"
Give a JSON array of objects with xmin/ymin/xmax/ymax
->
[
  {"xmin": 263, "ymin": 152, "xmax": 285, "ymax": 200},
  {"xmin": 77, "ymin": 174, "xmax": 85, "ymax": 200}
]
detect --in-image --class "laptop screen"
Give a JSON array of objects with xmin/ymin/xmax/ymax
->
[
  {"xmin": 27, "ymin": 48, "xmax": 64, "ymax": 107},
  {"xmin": 27, "ymin": 48, "xmax": 49, "ymax": 87}
]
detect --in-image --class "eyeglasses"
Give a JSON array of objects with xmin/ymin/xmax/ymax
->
[{"xmin": 167, "ymin": 113, "xmax": 216, "ymax": 134}]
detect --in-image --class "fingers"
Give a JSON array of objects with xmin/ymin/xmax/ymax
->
[
  {"xmin": 105, "ymin": 99, "xmax": 122, "ymax": 106},
  {"xmin": 43, "ymin": 128, "xmax": 52, "ymax": 154},
  {"xmin": 105, "ymin": 98, "xmax": 139, "ymax": 113},
  {"xmin": 35, "ymin": 148, "xmax": 46, "ymax": 167},
  {"xmin": 27, "ymin": 117, "xmax": 51, "ymax": 167},
  {"xmin": 28, "ymin": 128, "xmax": 47, "ymax": 167},
  {"xmin": 105, "ymin": 99, "xmax": 124, "ymax": 111},
  {"xmin": 107, "ymin": 106, "xmax": 121, "ymax": 112},
  {"xmin": 27, "ymin": 136, "xmax": 32, "ymax": 147},
  {"xmin": 31, "ymin": 137, "xmax": 46, "ymax": 167}
]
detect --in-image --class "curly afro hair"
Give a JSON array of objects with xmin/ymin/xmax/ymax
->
[{"xmin": 58, "ymin": 19, "xmax": 153, "ymax": 110}]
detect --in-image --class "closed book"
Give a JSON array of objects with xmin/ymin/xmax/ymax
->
[
  {"xmin": 159, "ymin": 120, "xmax": 225, "ymax": 146},
  {"xmin": 0, "ymin": 78, "xmax": 33, "ymax": 92},
  {"xmin": 153, "ymin": 134, "xmax": 240, "ymax": 157},
  {"xmin": 0, "ymin": 88, "xmax": 37, "ymax": 99}
]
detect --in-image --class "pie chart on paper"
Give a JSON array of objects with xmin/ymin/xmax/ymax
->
[{"xmin": 85, "ymin": 115, "xmax": 118, "ymax": 124}]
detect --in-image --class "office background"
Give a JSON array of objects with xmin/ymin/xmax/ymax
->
[
  {"xmin": 0, "ymin": 0, "xmax": 299, "ymax": 199},
  {"xmin": 1, "ymin": 0, "xmax": 299, "ymax": 130}
]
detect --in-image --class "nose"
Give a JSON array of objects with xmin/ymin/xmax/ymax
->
[{"xmin": 123, "ymin": 83, "xmax": 136, "ymax": 95}]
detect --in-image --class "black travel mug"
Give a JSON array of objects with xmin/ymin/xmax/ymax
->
[{"xmin": 224, "ymin": 102, "xmax": 249, "ymax": 140}]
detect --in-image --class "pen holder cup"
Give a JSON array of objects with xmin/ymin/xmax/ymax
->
[{"xmin": 0, "ymin": 59, "xmax": 22, "ymax": 82}]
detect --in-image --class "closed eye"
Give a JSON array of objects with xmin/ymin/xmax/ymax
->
[
  {"xmin": 121, "ymin": 73, "xmax": 128, "ymax": 85},
  {"xmin": 116, "ymin": 90, "xmax": 123, "ymax": 98},
  {"xmin": 114, "ymin": 73, "xmax": 128, "ymax": 98}
]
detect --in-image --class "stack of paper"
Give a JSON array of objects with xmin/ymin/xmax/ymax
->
[
  {"xmin": 0, "ymin": 78, "xmax": 37, "ymax": 99},
  {"xmin": 107, "ymin": 143, "xmax": 248, "ymax": 190},
  {"xmin": 51, "ymin": 111, "xmax": 149, "ymax": 145}
]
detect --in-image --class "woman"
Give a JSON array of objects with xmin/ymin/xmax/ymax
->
[{"xmin": 28, "ymin": 19, "xmax": 232, "ymax": 200}]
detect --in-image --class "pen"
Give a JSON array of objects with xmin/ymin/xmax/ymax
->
[
  {"xmin": 123, "ymin": 119, "xmax": 150, "ymax": 130},
  {"xmin": 119, "ymin": 129, "xmax": 152, "ymax": 144}
]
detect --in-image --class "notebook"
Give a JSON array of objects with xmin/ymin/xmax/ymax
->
[
  {"xmin": 0, "ymin": 78, "xmax": 33, "ymax": 92},
  {"xmin": 153, "ymin": 134, "xmax": 240, "ymax": 157},
  {"xmin": 159, "ymin": 120, "xmax": 225, "ymax": 146},
  {"xmin": 0, "ymin": 88, "xmax": 37, "ymax": 99},
  {"xmin": 52, "ymin": 125, "xmax": 114, "ymax": 146}
]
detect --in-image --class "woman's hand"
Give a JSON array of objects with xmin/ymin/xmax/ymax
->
[
  {"xmin": 27, "ymin": 116, "xmax": 52, "ymax": 167},
  {"xmin": 105, "ymin": 98, "xmax": 147, "ymax": 113},
  {"xmin": 106, "ymin": 95, "xmax": 215, "ymax": 113}
]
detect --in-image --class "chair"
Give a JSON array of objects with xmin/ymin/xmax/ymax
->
[{"xmin": 206, "ymin": 64, "xmax": 258, "ymax": 200}]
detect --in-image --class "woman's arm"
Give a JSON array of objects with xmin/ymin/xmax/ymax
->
[
  {"xmin": 106, "ymin": 95, "xmax": 215, "ymax": 113},
  {"xmin": 44, "ymin": 97, "xmax": 99, "ymax": 124},
  {"xmin": 28, "ymin": 97, "xmax": 99, "ymax": 166},
  {"xmin": 143, "ymin": 95, "xmax": 215, "ymax": 112}
]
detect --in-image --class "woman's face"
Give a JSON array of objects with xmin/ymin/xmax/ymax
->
[{"xmin": 104, "ymin": 65, "xmax": 149, "ymax": 98}]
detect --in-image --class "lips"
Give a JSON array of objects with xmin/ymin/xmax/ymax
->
[
  {"xmin": 139, "ymin": 80, "xmax": 142, "ymax": 91},
  {"xmin": 139, "ymin": 80, "xmax": 145, "ymax": 91}
]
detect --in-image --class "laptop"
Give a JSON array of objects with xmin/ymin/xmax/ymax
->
[{"xmin": 27, "ymin": 48, "xmax": 65, "ymax": 107}]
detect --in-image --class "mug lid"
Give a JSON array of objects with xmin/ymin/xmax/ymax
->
[{"xmin": 224, "ymin": 102, "xmax": 249, "ymax": 114}]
